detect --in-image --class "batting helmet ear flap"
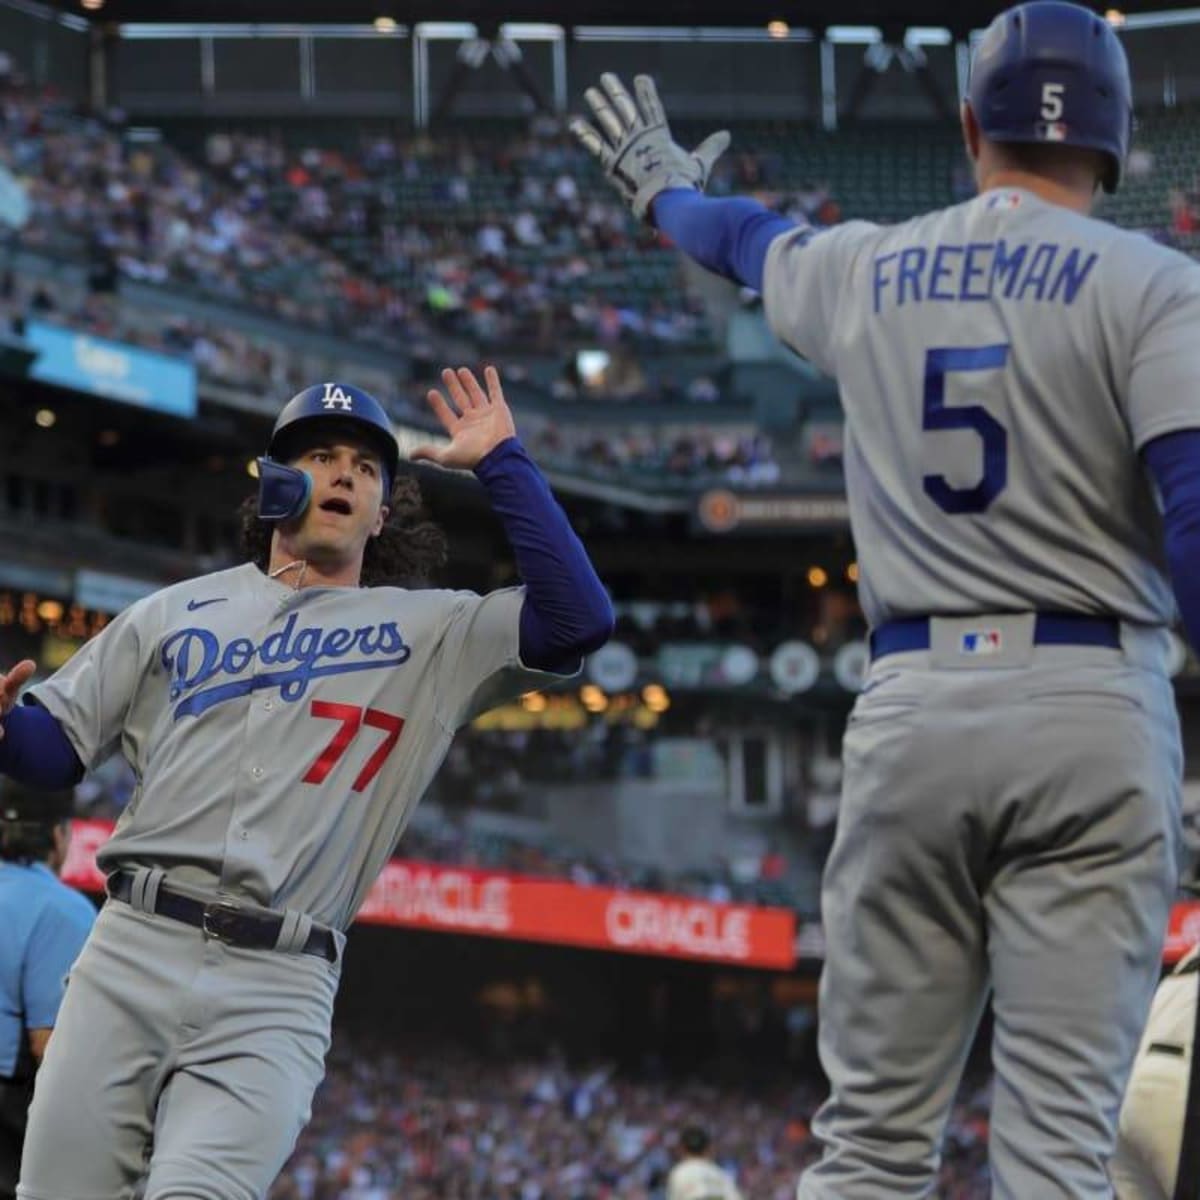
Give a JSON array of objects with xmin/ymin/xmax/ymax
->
[{"xmin": 256, "ymin": 457, "xmax": 312, "ymax": 522}]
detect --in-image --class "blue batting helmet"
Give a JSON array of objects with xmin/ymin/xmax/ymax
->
[
  {"xmin": 967, "ymin": 1, "xmax": 1132, "ymax": 194},
  {"xmin": 257, "ymin": 382, "xmax": 399, "ymax": 522}
]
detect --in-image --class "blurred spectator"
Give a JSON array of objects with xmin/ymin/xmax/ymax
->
[
  {"xmin": 269, "ymin": 1033, "xmax": 992, "ymax": 1199},
  {"xmin": 1170, "ymin": 187, "xmax": 1198, "ymax": 237}
]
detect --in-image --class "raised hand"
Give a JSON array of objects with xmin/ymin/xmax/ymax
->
[
  {"xmin": 0, "ymin": 659, "xmax": 35, "ymax": 742},
  {"xmin": 412, "ymin": 366, "xmax": 518, "ymax": 471},
  {"xmin": 570, "ymin": 72, "xmax": 730, "ymax": 220}
]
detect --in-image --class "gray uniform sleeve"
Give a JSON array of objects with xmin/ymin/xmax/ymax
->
[
  {"xmin": 433, "ymin": 586, "xmax": 574, "ymax": 731},
  {"xmin": 1126, "ymin": 256, "xmax": 1200, "ymax": 449},
  {"xmin": 762, "ymin": 220, "xmax": 881, "ymax": 375},
  {"xmin": 26, "ymin": 599, "xmax": 155, "ymax": 770}
]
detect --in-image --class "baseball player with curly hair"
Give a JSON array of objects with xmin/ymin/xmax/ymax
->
[
  {"xmin": 0, "ymin": 366, "xmax": 612, "ymax": 1199},
  {"xmin": 575, "ymin": 2, "xmax": 1198, "ymax": 1196}
]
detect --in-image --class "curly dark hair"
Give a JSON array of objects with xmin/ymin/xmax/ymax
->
[{"xmin": 238, "ymin": 474, "xmax": 448, "ymax": 588}]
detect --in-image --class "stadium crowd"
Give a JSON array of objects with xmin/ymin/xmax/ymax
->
[
  {"xmin": 268, "ymin": 1035, "xmax": 991, "ymax": 1199},
  {"xmin": 0, "ymin": 87, "xmax": 865, "ymax": 369},
  {"xmin": 198, "ymin": 125, "xmax": 710, "ymax": 352},
  {"xmin": 2, "ymin": 90, "xmax": 713, "ymax": 356},
  {"xmin": 0, "ymin": 265, "xmax": 785, "ymax": 488}
]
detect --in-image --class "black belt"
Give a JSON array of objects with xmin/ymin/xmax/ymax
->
[
  {"xmin": 870, "ymin": 613, "xmax": 1121, "ymax": 661},
  {"xmin": 106, "ymin": 870, "xmax": 337, "ymax": 964}
]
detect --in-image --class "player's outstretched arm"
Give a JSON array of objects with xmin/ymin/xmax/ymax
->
[
  {"xmin": 0, "ymin": 664, "xmax": 83, "ymax": 788},
  {"xmin": 413, "ymin": 367, "xmax": 613, "ymax": 673}
]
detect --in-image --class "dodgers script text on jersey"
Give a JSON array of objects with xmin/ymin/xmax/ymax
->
[{"xmin": 162, "ymin": 613, "xmax": 413, "ymax": 718}]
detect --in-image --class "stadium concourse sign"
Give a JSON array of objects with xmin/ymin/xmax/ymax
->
[
  {"xmin": 25, "ymin": 320, "xmax": 197, "ymax": 418},
  {"xmin": 61, "ymin": 819, "xmax": 797, "ymax": 970},
  {"xmin": 694, "ymin": 489, "xmax": 850, "ymax": 535}
]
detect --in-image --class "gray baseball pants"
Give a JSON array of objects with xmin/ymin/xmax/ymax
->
[
  {"xmin": 798, "ymin": 618, "xmax": 1182, "ymax": 1200},
  {"xmin": 16, "ymin": 886, "xmax": 341, "ymax": 1200}
]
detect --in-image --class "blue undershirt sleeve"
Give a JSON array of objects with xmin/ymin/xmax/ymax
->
[
  {"xmin": 0, "ymin": 703, "xmax": 84, "ymax": 789},
  {"xmin": 650, "ymin": 189, "xmax": 799, "ymax": 292},
  {"xmin": 473, "ymin": 437, "xmax": 614, "ymax": 673},
  {"xmin": 1144, "ymin": 428, "xmax": 1200, "ymax": 650}
]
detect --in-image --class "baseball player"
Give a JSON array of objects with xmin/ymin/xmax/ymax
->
[
  {"xmin": 0, "ymin": 366, "xmax": 613, "ymax": 1199},
  {"xmin": 666, "ymin": 1125, "xmax": 744, "ymax": 1200},
  {"xmin": 574, "ymin": 3, "xmax": 1199, "ymax": 1196},
  {"xmin": 1111, "ymin": 944, "xmax": 1199, "ymax": 1198}
]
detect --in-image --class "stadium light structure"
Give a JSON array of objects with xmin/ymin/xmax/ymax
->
[{"xmin": 826, "ymin": 25, "xmax": 882, "ymax": 43}]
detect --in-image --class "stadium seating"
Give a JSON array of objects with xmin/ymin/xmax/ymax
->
[{"xmin": 271, "ymin": 1033, "xmax": 992, "ymax": 1199}]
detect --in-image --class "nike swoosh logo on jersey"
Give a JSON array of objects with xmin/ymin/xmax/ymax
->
[{"xmin": 186, "ymin": 597, "xmax": 227, "ymax": 611}]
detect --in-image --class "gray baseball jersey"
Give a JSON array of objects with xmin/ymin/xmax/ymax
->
[
  {"xmin": 762, "ymin": 187, "xmax": 1193, "ymax": 1200},
  {"xmin": 764, "ymin": 187, "xmax": 1200, "ymax": 628},
  {"xmin": 27, "ymin": 564, "xmax": 559, "ymax": 930},
  {"xmin": 17, "ymin": 565, "xmax": 568, "ymax": 1200}
]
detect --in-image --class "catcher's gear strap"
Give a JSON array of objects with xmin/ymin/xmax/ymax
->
[{"xmin": 1172, "ymin": 953, "xmax": 1200, "ymax": 1200}]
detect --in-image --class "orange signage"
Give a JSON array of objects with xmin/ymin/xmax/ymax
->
[
  {"xmin": 61, "ymin": 820, "xmax": 797, "ymax": 970},
  {"xmin": 358, "ymin": 860, "xmax": 797, "ymax": 968},
  {"xmin": 1163, "ymin": 899, "xmax": 1200, "ymax": 965}
]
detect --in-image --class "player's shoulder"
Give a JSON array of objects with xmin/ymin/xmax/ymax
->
[
  {"xmin": 1097, "ymin": 221, "xmax": 1200, "ymax": 289},
  {"xmin": 141, "ymin": 564, "xmax": 257, "ymax": 611},
  {"xmin": 1017, "ymin": 191, "xmax": 1198, "ymax": 284},
  {"xmin": 354, "ymin": 583, "xmax": 486, "ymax": 620}
]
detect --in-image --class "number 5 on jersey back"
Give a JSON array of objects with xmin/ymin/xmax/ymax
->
[{"xmin": 922, "ymin": 344, "xmax": 1010, "ymax": 514}]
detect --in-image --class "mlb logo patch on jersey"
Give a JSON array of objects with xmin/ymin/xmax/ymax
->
[
  {"xmin": 985, "ymin": 191, "xmax": 1022, "ymax": 211},
  {"xmin": 960, "ymin": 629, "xmax": 1003, "ymax": 656}
]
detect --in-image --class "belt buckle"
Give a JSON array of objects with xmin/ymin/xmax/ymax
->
[{"xmin": 201, "ymin": 898, "xmax": 243, "ymax": 945}]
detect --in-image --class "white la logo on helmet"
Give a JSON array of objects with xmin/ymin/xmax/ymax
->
[{"xmin": 321, "ymin": 383, "xmax": 353, "ymax": 411}]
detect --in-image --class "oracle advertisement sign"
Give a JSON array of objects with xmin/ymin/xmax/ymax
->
[
  {"xmin": 61, "ymin": 820, "xmax": 797, "ymax": 970},
  {"xmin": 358, "ymin": 861, "xmax": 797, "ymax": 969},
  {"xmin": 1163, "ymin": 899, "xmax": 1200, "ymax": 965}
]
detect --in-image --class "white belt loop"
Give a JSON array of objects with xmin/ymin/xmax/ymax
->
[
  {"xmin": 129, "ymin": 867, "xmax": 166, "ymax": 914},
  {"xmin": 1119, "ymin": 622, "xmax": 1174, "ymax": 675},
  {"xmin": 274, "ymin": 908, "xmax": 314, "ymax": 955}
]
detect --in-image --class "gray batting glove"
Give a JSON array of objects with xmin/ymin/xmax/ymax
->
[{"xmin": 569, "ymin": 73, "xmax": 731, "ymax": 222}]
